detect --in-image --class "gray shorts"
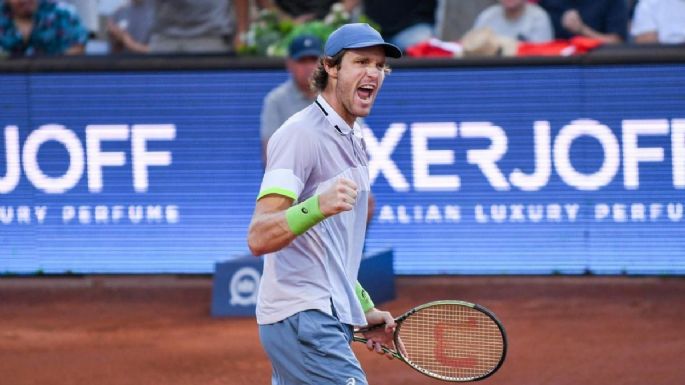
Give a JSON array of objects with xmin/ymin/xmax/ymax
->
[{"xmin": 259, "ymin": 308, "xmax": 368, "ymax": 385}]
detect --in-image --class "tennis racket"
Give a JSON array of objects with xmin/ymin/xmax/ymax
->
[{"xmin": 353, "ymin": 300, "xmax": 507, "ymax": 382}]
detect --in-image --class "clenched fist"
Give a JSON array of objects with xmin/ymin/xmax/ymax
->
[{"xmin": 318, "ymin": 177, "xmax": 358, "ymax": 217}]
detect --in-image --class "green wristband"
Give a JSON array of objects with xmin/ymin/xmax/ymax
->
[
  {"xmin": 355, "ymin": 281, "xmax": 375, "ymax": 313},
  {"xmin": 285, "ymin": 195, "xmax": 325, "ymax": 235}
]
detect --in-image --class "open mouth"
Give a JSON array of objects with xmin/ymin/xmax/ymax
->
[{"xmin": 356, "ymin": 84, "xmax": 375, "ymax": 101}]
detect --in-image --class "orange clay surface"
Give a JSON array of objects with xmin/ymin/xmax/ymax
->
[{"xmin": 1, "ymin": 275, "xmax": 684, "ymax": 385}]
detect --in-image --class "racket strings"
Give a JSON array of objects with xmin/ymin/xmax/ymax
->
[{"xmin": 398, "ymin": 304, "xmax": 504, "ymax": 381}]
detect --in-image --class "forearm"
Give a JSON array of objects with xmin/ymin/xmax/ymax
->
[
  {"xmin": 634, "ymin": 32, "xmax": 658, "ymax": 44},
  {"xmin": 122, "ymin": 35, "xmax": 149, "ymax": 53},
  {"xmin": 579, "ymin": 25, "xmax": 622, "ymax": 44},
  {"xmin": 248, "ymin": 178, "xmax": 356, "ymax": 255},
  {"xmin": 233, "ymin": 0, "xmax": 250, "ymax": 47},
  {"xmin": 247, "ymin": 211, "xmax": 297, "ymax": 256},
  {"xmin": 65, "ymin": 44, "xmax": 85, "ymax": 55},
  {"xmin": 248, "ymin": 194, "xmax": 326, "ymax": 255}
]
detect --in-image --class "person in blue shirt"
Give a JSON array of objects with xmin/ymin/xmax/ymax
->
[{"xmin": 0, "ymin": 0, "xmax": 89, "ymax": 56}]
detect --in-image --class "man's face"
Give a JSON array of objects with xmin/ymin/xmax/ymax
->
[
  {"xmin": 286, "ymin": 56, "xmax": 319, "ymax": 93},
  {"xmin": 8, "ymin": 0, "xmax": 37, "ymax": 18},
  {"xmin": 328, "ymin": 46, "xmax": 386, "ymax": 123}
]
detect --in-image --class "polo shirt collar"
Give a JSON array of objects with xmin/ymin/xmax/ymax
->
[{"xmin": 315, "ymin": 95, "xmax": 361, "ymax": 136}]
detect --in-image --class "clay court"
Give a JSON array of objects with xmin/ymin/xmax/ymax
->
[{"xmin": 1, "ymin": 275, "xmax": 683, "ymax": 385}]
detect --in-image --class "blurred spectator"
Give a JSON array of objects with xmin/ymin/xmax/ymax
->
[
  {"xmin": 260, "ymin": 33, "xmax": 322, "ymax": 164},
  {"xmin": 148, "ymin": 0, "xmax": 249, "ymax": 54},
  {"xmin": 471, "ymin": 0, "xmax": 553, "ymax": 42},
  {"xmin": 344, "ymin": 0, "xmax": 437, "ymax": 52},
  {"xmin": 436, "ymin": 0, "xmax": 498, "ymax": 42},
  {"xmin": 460, "ymin": 26, "xmax": 519, "ymax": 57},
  {"xmin": 107, "ymin": 0, "xmax": 154, "ymax": 54},
  {"xmin": 630, "ymin": 0, "xmax": 685, "ymax": 44},
  {"xmin": 539, "ymin": 0, "xmax": 628, "ymax": 43},
  {"xmin": 0, "ymin": 0, "xmax": 89, "ymax": 56}
]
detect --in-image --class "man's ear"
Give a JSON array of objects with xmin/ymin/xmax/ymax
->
[{"xmin": 324, "ymin": 59, "xmax": 338, "ymax": 80}]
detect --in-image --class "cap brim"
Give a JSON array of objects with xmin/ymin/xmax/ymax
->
[
  {"xmin": 290, "ymin": 49, "xmax": 323, "ymax": 60},
  {"xmin": 345, "ymin": 41, "xmax": 402, "ymax": 58}
]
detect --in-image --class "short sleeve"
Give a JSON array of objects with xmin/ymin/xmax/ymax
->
[
  {"xmin": 630, "ymin": 0, "xmax": 657, "ymax": 36},
  {"xmin": 257, "ymin": 124, "xmax": 318, "ymax": 201},
  {"xmin": 55, "ymin": 3, "xmax": 90, "ymax": 50}
]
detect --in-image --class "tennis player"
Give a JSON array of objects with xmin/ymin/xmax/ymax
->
[{"xmin": 247, "ymin": 23, "xmax": 402, "ymax": 385}]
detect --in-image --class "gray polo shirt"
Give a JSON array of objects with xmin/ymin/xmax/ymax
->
[
  {"xmin": 110, "ymin": 0, "xmax": 154, "ymax": 45},
  {"xmin": 256, "ymin": 95, "xmax": 370, "ymax": 327},
  {"xmin": 151, "ymin": 0, "xmax": 234, "ymax": 39},
  {"xmin": 260, "ymin": 79, "xmax": 315, "ymax": 143}
]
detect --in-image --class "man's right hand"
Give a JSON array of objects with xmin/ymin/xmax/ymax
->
[{"xmin": 318, "ymin": 177, "xmax": 358, "ymax": 217}]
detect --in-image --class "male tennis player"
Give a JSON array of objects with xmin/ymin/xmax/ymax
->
[{"xmin": 247, "ymin": 23, "xmax": 402, "ymax": 385}]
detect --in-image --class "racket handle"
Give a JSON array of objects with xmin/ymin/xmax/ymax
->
[{"xmin": 354, "ymin": 322, "xmax": 386, "ymax": 334}]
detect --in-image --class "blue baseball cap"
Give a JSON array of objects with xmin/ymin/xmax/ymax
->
[
  {"xmin": 324, "ymin": 23, "xmax": 402, "ymax": 58},
  {"xmin": 288, "ymin": 34, "xmax": 324, "ymax": 60}
]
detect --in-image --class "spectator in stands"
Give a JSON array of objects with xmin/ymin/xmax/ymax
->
[
  {"xmin": 148, "ymin": 0, "xmax": 249, "ymax": 54},
  {"xmin": 539, "ymin": 0, "xmax": 628, "ymax": 43},
  {"xmin": 471, "ymin": 0, "xmax": 554, "ymax": 42},
  {"xmin": 436, "ymin": 0, "xmax": 498, "ymax": 42},
  {"xmin": 260, "ymin": 33, "xmax": 323, "ymax": 164},
  {"xmin": 107, "ymin": 0, "xmax": 154, "ymax": 54},
  {"xmin": 343, "ymin": 0, "xmax": 437, "ymax": 52},
  {"xmin": 0, "ymin": 0, "xmax": 89, "ymax": 56},
  {"xmin": 630, "ymin": 0, "xmax": 685, "ymax": 44}
]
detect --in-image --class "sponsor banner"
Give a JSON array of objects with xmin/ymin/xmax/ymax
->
[
  {"xmin": 211, "ymin": 249, "xmax": 394, "ymax": 317},
  {"xmin": 1, "ymin": 65, "xmax": 684, "ymax": 274}
]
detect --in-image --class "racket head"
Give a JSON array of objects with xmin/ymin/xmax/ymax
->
[{"xmin": 394, "ymin": 300, "xmax": 507, "ymax": 382}]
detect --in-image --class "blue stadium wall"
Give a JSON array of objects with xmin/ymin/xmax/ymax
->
[{"xmin": 1, "ymin": 57, "xmax": 684, "ymax": 274}]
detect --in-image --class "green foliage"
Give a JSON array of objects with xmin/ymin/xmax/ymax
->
[{"xmin": 239, "ymin": 4, "xmax": 380, "ymax": 57}]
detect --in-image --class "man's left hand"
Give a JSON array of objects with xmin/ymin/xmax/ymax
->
[{"xmin": 362, "ymin": 308, "xmax": 405, "ymax": 360}]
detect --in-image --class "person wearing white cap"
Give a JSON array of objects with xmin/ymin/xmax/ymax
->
[{"xmin": 248, "ymin": 23, "xmax": 402, "ymax": 385}]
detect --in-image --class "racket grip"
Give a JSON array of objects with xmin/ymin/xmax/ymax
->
[{"xmin": 355, "ymin": 322, "xmax": 386, "ymax": 333}]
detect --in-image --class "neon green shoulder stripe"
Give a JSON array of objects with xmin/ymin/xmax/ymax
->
[{"xmin": 257, "ymin": 187, "xmax": 297, "ymax": 201}]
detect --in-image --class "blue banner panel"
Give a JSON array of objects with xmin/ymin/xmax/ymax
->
[
  {"xmin": 211, "ymin": 249, "xmax": 395, "ymax": 317},
  {"xmin": 1, "ymin": 64, "xmax": 684, "ymax": 274}
]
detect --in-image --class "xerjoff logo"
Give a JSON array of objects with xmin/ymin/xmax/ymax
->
[
  {"xmin": 346, "ymin": 378, "xmax": 356, "ymax": 385},
  {"xmin": 302, "ymin": 207, "xmax": 309, "ymax": 214},
  {"xmin": 0, "ymin": 124, "xmax": 176, "ymax": 194}
]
